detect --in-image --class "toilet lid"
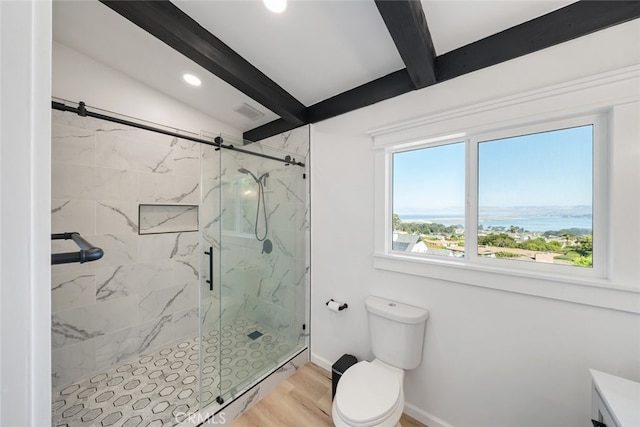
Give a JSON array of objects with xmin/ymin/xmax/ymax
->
[{"xmin": 335, "ymin": 361, "xmax": 401, "ymax": 425}]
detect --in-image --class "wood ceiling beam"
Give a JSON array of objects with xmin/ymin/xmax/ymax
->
[
  {"xmin": 306, "ymin": 69, "xmax": 414, "ymax": 124},
  {"xmin": 243, "ymin": 118, "xmax": 299, "ymax": 143},
  {"xmin": 375, "ymin": 0, "xmax": 436, "ymax": 89},
  {"xmin": 99, "ymin": 0, "xmax": 307, "ymax": 126},
  {"xmin": 103, "ymin": 0, "xmax": 639, "ymax": 142},
  {"xmin": 436, "ymin": 0, "xmax": 640, "ymax": 82},
  {"xmin": 243, "ymin": 69, "xmax": 414, "ymax": 142},
  {"xmin": 247, "ymin": 0, "xmax": 639, "ymax": 141}
]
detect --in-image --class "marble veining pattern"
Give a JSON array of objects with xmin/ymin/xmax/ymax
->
[
  {"xmin": 139, "ymin": 205, "xmax": 199, "ymax": 234},
  {"xmin": 52, "ymin": 112, "xmax": 310, "ymax": 422},
  {"xmin": 209, "ymin": 132, "xmax": 309, "ymax": 342},
  {"xmin": 52, "ymin": 111, "xmax": 203, "ymax": 388},
  {"xmin": 51, "ymin": 271, "xmax": 96, "ymax": 313}
]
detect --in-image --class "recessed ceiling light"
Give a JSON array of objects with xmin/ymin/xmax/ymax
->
[
  {"xmin": 183, "ymin": 73, "xmax": 201, "ymax": 87},
  {"xmin": 263, "ymin": 0, "xmax": 286, "ymax": 14}
]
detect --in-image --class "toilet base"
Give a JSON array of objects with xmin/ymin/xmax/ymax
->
[
  {"xmin": 332, "ymin": 399, "xmax": 404, "ymax": 427},
  {"xmin": 331, "ymin": 360, "xmax": 405, "ymax": 427},
  {"xmin": 331, "ymin": 417, "xmax": 401, "ymax": 427}
]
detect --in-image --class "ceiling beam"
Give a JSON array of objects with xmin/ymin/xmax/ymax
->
[
  {"xmin": 243, "ymin": 118, "xmax": 300, "ymax": 143},
  {"xmin": 306, "ymin": 69, "xmax": 414, "ymax": 124},
  {"xmin": 375, "ymin": 0, "xmax": 436, "ymax": 89},
  {"xmin": 243, "ymin": 69, "xmax": 414, "ymax": 141},
  {"xmin": 104, "ymin": 0, "xmax": 639, "ymax": 142},
  {"xmin": 436, "ymin": 0, "xmax": 640, "ymax": 82},
  {"xmin": 99, "ymin": 0, "xmax": 307, "ymax": 126},
  {"xmin": 247, "ymin": 0, "xmax": 639, "ymax": 141}
]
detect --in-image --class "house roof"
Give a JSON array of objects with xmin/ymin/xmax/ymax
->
[{"xmin": 392, "ymin": 233, "xmax": 421, "ymax": 252}]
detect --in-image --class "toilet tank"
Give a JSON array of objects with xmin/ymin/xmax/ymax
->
[{"xmin": 365, "ymin": 296, "xmax": 429, "ymax": 370}]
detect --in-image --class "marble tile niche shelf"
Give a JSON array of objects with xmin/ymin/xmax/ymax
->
[{"xmin": 138, "ymin": 204, "xmax": 199, "ymax": 235}]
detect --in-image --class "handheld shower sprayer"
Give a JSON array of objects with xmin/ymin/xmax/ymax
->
[
  {"xmin": 238, "ymin": 168, "xmax": 257, "ymax": 182},
  {"xmin": 238, "ymin": 168, "xmax": 269, "ymax": 185},
  {"xmin": 238, "ymin": 168, "xmax": 272, "ymax": 253}
]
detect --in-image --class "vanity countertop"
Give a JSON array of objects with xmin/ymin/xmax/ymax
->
[{"xmin": 590, "ymin": 369, "xmax": 640, "ymax": 427}]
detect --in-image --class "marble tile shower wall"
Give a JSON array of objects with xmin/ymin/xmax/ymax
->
[
  {"xmin": 51, "ymin": 110, "xmax": 201, "ymax": 390},
  {"xmin": 198, "ymin": 143, "xmax": 222, "ymax": 337},
  {"xmin": 198, "ymin": 127, "xmax": 310, "ymax": 349},
  {"xmin": 255, "ymin": 126, "xmax": 310, "ymax": 347},
  {"xmin": 223, "ymin": 128, "xmax": 309, "ymax": 344}
]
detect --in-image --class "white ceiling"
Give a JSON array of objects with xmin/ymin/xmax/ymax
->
[
  {"xmin": 52, "ymin": 0, "xmax": 576, "ymax": 133},
  {"xmin": 421, "ymin": 1, "xmax": 574, "ymax": 55},
  {"xmin": 52, "ymin": 0, "xmax": 280, "ymax": 131},
  {"xmin": 173, "ymin": 0, "xmax": 404, "ymax": 106}
]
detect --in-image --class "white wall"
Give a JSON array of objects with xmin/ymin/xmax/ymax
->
[
  {"xmin": 311, "ymin": 19, "xmax": 640, "ymax": 427},
  {"xmin": 52, "ymin": 41, "xmax": 241, "ymax": 139},
  {"xmin": 0, "ymin": 1, "xmax": 51, "ymax": 426}
]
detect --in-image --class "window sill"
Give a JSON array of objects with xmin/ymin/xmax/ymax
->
[{"xmin": 373, "ymin": 253, "xmax": 640, "ymax": 314}]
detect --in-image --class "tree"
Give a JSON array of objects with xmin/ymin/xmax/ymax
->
[
  {"xmin": 478, "ymin": 233, "xmax": 517, "ymax": 248},
  {"xmin": 576, "ymin": 235, "xmax": 593, "ymax": 256},
  {"xmin": 547, "ymin": 240, "xmax": 562, "ymax": 251},
  {"xmin": 392, "ymin": 213, "xmax": 401, "ymax": 230},
  {"xmin": 518, "ymin": 238, "xmax": 550, "ymax": 251}
]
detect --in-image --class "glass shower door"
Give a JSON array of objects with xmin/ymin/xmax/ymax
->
[
  {"xmin": 198, "ymin": 141, "xmax": 222, "ymax": 409},
  {"xmin": 199, "ymin": 134, "xmax": 308, "ymax": 411},
  {"xmin": 216, "ymin": 142, "xmax": 307, "ymax": 403}
]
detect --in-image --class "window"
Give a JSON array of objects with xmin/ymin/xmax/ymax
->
[
  {"xmin": 387, "ymin": 115, "xmax": 605, "ymax": 278},
  {"xmin": 372, "ymin": 70, "xmax": 640, "ymax": 310},
  {"xmin": 477, "ymin": 125, "xmax": 593, "ymax": 268},
  {"xmin": 392, "ymin": 142, "xmax": 465, "ymax": 258}
]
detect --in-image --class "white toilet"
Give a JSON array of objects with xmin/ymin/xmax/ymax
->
[{"xmin": 332, "ymin": 296, "xmax": 429, "ymax": 427}]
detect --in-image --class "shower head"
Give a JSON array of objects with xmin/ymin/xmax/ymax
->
[
  {"xmin": 238, "ymin": 168, "xmax": 258, "ymax": 182},
  {"xmin": 239, "ymin": 168, "xmax": 269, "ymax": 183}
]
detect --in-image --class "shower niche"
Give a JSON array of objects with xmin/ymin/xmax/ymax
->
[
  {"xmin": 138, "ymin": 204, "xmax": 199, "ymax": 235},
  {"xmin": 50, "ymin": 105, "xmax": 310, "ymax": 426}
]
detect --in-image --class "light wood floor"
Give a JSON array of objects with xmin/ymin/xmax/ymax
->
[{"xmin": 230, "ymin": 362, "xmax": 427, "ymax": 427}]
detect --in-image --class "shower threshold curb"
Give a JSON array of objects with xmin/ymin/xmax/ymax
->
[{"xmin": 179, "ymin": 347, "xmax": 309, "ymax": 426}]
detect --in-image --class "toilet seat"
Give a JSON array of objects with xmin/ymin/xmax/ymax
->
[{"xmin": 334, "ymin": 361, "xmax": 402, "ymax": 426}]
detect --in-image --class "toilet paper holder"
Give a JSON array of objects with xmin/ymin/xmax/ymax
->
[{"xmin": 326, "ymin": 299, "xmax": 348, "ymax": 311}]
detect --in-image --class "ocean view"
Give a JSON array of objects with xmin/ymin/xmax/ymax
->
[{"xmin": 398, "ymin": 212, "xmax": 592, "ymax": 232}]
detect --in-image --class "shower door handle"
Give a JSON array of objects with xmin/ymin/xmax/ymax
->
[{"xmin": 204, "ymin": 247, "xmax": 213, "ymax": 291}]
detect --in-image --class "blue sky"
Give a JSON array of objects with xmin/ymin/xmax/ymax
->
[{"xmin": 392, "ymin": 125, "xmax": 593, "ymax": 214}]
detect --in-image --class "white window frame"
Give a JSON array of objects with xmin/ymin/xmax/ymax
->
[
  {"xmin": 390, "ymin": 138, "xmax": 467, "ymax": 255},
  {"xmin": 471, "ymin": 115, "xmax": 607, "ymax": 278},
  {"xmin": 371, "ymin": 66, "xmax": 640, "ymax": 313},
  {"xmin": 387, "ymin": 114, "xmax": 607, "ymax": 280}
]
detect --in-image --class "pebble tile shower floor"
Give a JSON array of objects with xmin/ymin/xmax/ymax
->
[{"xmin": 52, "ymin": 318, "xmax": 295, "ymax": 427}]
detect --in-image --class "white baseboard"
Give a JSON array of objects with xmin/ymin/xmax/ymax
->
[
  {"xmin": 310, "ymin": 352, "xmax": 333, "ymax": 372},
  {"xmin": 404, "ymin": 402, "xmax": 455, "ymax": 427}
]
